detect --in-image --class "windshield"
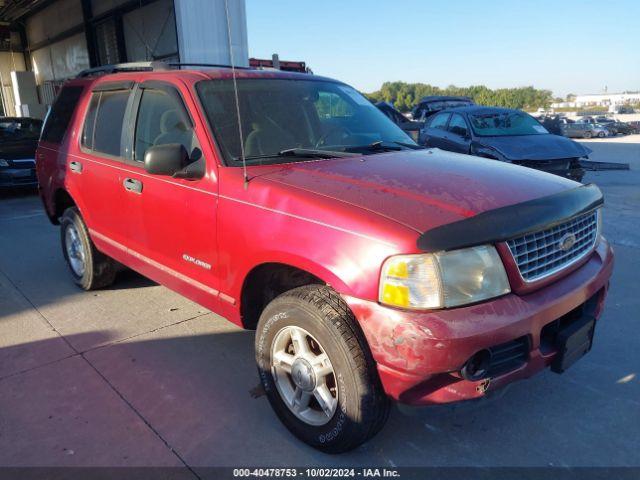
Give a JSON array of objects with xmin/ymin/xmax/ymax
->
[
  {"xmin": 196, "ymin": 78, "xmax": 415, "ymax": 165},
  {"xmin": 469, "ymin": 111, "xmax": 548, "ymax": 136},
  {"xmin": 0, "ymin": 119, "xmax": 42, "ymax": 141}
]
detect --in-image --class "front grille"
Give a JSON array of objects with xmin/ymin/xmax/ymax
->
[
  {"xmin": 506, "ymin": 210, "xmax": 599, "ymax": 282},
  {"xmin": 487, "ymin": 336, "xmax": 529, "ymax": 377}
]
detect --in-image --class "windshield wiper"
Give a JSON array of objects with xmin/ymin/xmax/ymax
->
[
  {"xmin": 239, "ymin": 148, "xmax": 356, "ymax": 162},
  {"xmin": 344, "ymin": 140, "xmax": 424, "ymax": 153}
]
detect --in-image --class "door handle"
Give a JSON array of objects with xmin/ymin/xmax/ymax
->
[
  {"xmin": 69, "ymin": 161, "xmax": 82, "ymax": 173},
  {"xmin": 123, "ymin": 177, "xmax": 143, "ymax": 194}
]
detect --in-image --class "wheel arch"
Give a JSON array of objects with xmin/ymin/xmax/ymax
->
[
  {"xmin": 239, "ymin": 259, "xmax": 353, "ymax": 330},
  {"xmin": 49, "ymin": 188, "xmax": 78, "ymax": 225}
]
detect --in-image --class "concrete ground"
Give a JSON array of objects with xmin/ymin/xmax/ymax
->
[{"xmin": 1, "ymin": 136, "xmax": 639, "ymax": 471}]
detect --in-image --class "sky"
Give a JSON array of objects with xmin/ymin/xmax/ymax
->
[{"xmin": 246, "ymin": 0, "xmax": 640, "ymax": 98}]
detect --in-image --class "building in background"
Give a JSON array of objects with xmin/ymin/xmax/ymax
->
[
  {"xmin": 0, "ymin": 0, "xmax": 248, "ymax": 117},
  {"xmin": 552, "ymin": 92, "xmax": 640, "ymax": 109}
]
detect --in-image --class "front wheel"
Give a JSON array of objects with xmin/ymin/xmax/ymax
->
[
  {"xmin": 598, "ymin": 131, "xmax": 606, "ymax": 138},
  {"xmin": 255, "ymin": 285, "xmax": 390, "ymax": 453}
]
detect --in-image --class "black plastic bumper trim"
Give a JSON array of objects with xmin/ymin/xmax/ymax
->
[{"xmin": 417, "ymin": 183, "xmax": 603, "ymax": 252}]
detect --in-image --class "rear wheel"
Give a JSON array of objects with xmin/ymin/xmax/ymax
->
[
  {"xmin": 60, "ymin": 207, "xmax": 116, "ymax": 290},
  {"xmin": 583, "ymin": 131, "xmax": 593, "ymax": 139},
  {"xmin": 598, "ymin": 131, "xmax": 606, "ymax": 138},
  {"xmin": 255, "ymin": 285, "xmax": 390, "ymax": 453}
]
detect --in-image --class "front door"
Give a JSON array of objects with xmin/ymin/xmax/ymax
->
[
  {"xmin": 443, "ymin": 113, "xmax": 472, "ymax": 154},
  {"xmin": 421, "ymin": 112, "xmax": 450, "ymax": 148},
  {"xmin": 120, "ymin": 80, "xmax": 219, "ymax": 307}
]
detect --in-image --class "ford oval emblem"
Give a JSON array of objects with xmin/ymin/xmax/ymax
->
[{"xmin": 558, "ymin": 233, "xmax": 577, "ymax": 252}]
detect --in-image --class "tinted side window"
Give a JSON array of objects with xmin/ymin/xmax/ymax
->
[
  {"xmin": 41, "ymin": 86, "xmax": 83, "ymax": 144},
  {"xmin": 82, "ymin": 90, "xmax": 130, "ymax": 156},
  {"xmin": 81, "ymin": 94, "xmax": 99, "ymax": 149},
  {"xmin": 134, "ymin": 88, "xmax": 197, "ymax": 162},
  {"xmin": 448, "ymin": 114, "xmax": 469, "ymax": 137},
  {"xmin": 430, "ymin": 113, "xmax": 450, "ymax": 130}
]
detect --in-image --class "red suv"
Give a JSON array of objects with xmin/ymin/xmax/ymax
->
[{"xmin": 37, "ymin": 63, "xmax": 613, "ymax": 453}]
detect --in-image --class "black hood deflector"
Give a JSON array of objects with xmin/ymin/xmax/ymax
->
[{"xmin": 417, "ymin": 183, "xmax": 603, "ymax": 252}]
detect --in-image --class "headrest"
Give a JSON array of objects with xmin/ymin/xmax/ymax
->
[{"xmin": 160, "ymin": 109, "xmax": 186, "ymax": 133}]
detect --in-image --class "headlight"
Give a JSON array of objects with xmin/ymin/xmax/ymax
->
[
  {"xmin": 0, "ymin": 159, "xmax": 9, "ymax": 167},
  {"xmin": 379, "ymin": 245, "xmax": 510, "ymax": 310}
]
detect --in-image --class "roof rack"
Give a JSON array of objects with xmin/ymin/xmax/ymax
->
[
  {"xmin": 76, "ymin": 61, "xmax": 169, "ymax": 77},
  {"xmin": 76, "ymin": 61, "xmax": 250, "ymax": 78},
  {"xmin": 167, "ymin": 62, "xmax": 250, "ymax": 70}
]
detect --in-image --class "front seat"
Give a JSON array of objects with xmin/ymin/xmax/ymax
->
[
  {"xmin": 244, "ymin": 118, "xmax": 297, "ymax": 157},
  {"xmin": 154, "ymin": 109, "xmax": 192, "ymax": 149}
]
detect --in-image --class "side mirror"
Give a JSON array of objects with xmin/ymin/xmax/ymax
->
[{"xmin": 144, "ymin": 144, "xmax": 188, "ymax": 176}]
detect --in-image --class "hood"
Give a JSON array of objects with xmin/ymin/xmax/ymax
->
[
  {"xmin": 477, "ymin": 134, "xmax": 591, "ymax": 161},
  {"xmin": 255, "ymin": 149, "xmax": 578, "ymax": 234}
]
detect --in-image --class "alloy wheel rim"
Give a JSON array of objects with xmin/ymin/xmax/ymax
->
[
  {"xmin": 65, "ymin": 225, "xmax": 86, "ymax": 277},
  {"xmin": 271, "ymin": 325, "xmax": 338, "ymax": 426}
]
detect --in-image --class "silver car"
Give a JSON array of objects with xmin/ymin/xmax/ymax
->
[{"xmin": 561, "ymin": 122, "xmax": 609, "ymax": 139}]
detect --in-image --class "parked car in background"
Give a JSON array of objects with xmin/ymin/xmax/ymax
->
[
  {"xmin": 411, "ymin": 95, "xmax": 474, "ymax": 122},
  {"xmin": 627, "ymin": 121, "xmax": 640, "ymax": 134},
  {"xmin": 419, "ymin": 106, "xmax": 589, "ymax": 181},
  {"xmin": 0, "ymin": 117, "xmax": 43, "ymax": 188},
  {"xmin": 562, "ymin": 122, "xmax": 609, "ymax": 139},
  {"xmin": 37, "ymin": 62, "xmax": 614, "ymax": 453},
  {"xmin": 582, "ymin": 116, "xmax": 616, "ymax": 135},
  {"xmin": 606, "ymin": 121, "xmax": 635, "ymax": 135},
  {"xmin": 375, "ymin": 101, "xmax": 423, "ymax": 141},
  {"xmin": 537, "ymin": 114, "xmax": 563, "ymax": 135}
]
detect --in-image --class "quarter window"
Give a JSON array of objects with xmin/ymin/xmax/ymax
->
[
  {"xmin": 134, "ymin": 88, "xmax": 197, "ymax": 162},
  {"xmin": 82, "ymin": 89, "xmax": 130, "ymax": 156},
  {"xmin": 41, "ymin": 86, "xmax": 83, "ymax": 144}
]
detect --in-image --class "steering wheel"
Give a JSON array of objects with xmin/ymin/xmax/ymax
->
[{"xmin": 314, "ymin": 125, "xmax": 351, "ymax": 148}]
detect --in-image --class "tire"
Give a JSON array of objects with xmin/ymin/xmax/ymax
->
[
  {"xmin": 583, "ymin": 131, "xmax": 592, "ymax": 139},
  {"xmin": 60, "ymin": 207, "xmax": 117, "ymax": 290},
  {"xmin": 598, "ymin": 131, "xmax": 606, "ymax": 138},
  {"xmin": 255, "ymin": 285, "xmax": 390, "ymax": 453}
]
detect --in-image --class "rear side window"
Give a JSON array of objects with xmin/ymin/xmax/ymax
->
[
  {"xmin": 430, "ymin": 113, "xmax": 450, "ymax": 130},
  {"xmin": 82, "ymin": 90, "xmax": 130, "ymax": 157},
  {"xmin": 41, "ymin": 86, "xmax": 83, "ymax": 144}
]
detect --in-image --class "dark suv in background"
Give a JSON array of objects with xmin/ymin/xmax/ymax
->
[{"xmin": 411, "ymin": 95, "xmax": 474, "ymax": 122}]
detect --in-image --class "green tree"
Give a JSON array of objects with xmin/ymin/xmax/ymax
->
[{"xmin": 364, "ymin": 82, "xmax": 553, "ymax": 112}]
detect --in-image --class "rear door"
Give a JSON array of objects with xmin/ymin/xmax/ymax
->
[
  {"xmin": 73, "ymin": 83, "xmax": 134, "ymax": 247},
  {"xmin": 443, "ymin": 113, "xmax": 472, "ymax": 153},
  {"xmin": 119, "ymin": 79, "xmax": 219, "ymax": 303},
  {"xmin": 420, "ymin": 112, "xmax": 450, "ymax": 148}
]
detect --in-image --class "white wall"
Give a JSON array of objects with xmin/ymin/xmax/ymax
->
[
  {"xmin": 31, "ymin": 33, "xmax": 90, "ymax": 83},
  {"xmin": 0, "ymin": 52, "xmax": 26, "ymax": 116},
  {"xmin": 174, "ymin": 0, "xmax": 248, "ymax": 67}
]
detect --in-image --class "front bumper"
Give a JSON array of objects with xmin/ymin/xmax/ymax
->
[
  {"xmin": 0, "ymin": 168, "xmax": 38, "ymax": 187},
  {"xmin": 344, "ymin": 239, "xmax": 614, "ymax": 405}
]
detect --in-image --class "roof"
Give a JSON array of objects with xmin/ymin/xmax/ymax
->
[{"xmin": 72, "ymin": 62, "xmax": 336, "ymax": 84}]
